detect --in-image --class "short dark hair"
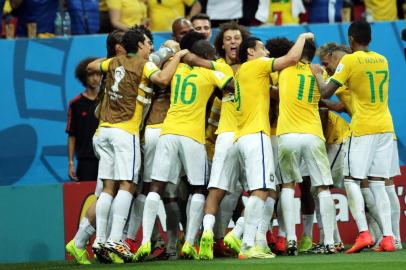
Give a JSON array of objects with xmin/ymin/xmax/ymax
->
[
  {"xmin": 129, "ymin": 24, "xmax": 153, "ymax": 44},
  {"xmin": 180, "ymin": 30, "xmax": 206, "ymax": 50},
  {"xmin": 301, "ymin": 39, "xmax": 316, "ymax": 62},
  {"xmin": 348, "ymin": 20, "xmax": 371, "ymax": 46},
  {"xmin": 265, "ymin": 37, "xmax": 294, "ymax": 58},
  {"xmin": 191, "ymin": 39, "xmax": 216, "ymax": 60},
  {"xmin": 239, "ymin": 36, "xmax": 261, "ymax": 63},
  {"xmin": 121, "ymin": 28, "xmax": 147, "ymax": 54},
  {"xmin": 190, "ymin": 13, "xmax": 210, "ymax": 24},
  {"xmin": 106, "ymin": 30, "xmax": 124, "ymax": 58},
  {"xmin": 214, "ymin": 21, "xmax": 251, "ymax": 59},
  {"xmin": 75, "ymin": 57, "xmax": 99, "ymax": 87}
]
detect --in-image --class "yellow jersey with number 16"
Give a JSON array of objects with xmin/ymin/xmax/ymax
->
[
  {"xmin": 331, "ymin": 51, "xmax": 394, "ymax": 136},
  {"xmin": 161, "ymin": 64, "xmax": 233, "ymax": 144},
  {"xmin": 277, "ymin": 62, "xmax": 324, "ymax": 140}
]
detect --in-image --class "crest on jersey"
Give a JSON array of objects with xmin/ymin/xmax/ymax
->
[
  {"xmin": 214, "ymin": 71, "xmax": 225, "ymax": 80},
  {"xmin": 335, "ymin": 63, "xmax": 344, "ymax": 73}
]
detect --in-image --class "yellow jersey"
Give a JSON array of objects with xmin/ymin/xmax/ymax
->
[
  {"xmin": 331, "ymin": 51, "xmax": 394, "ymax": 136},
  {"xmin": 235, "ymin": 57, "xmax": 274, "ymax": 139},
  {"xmin": 211, "ymin": 60, "xmax": 236, "ymax": 134},
  {"xmin": 325, "ymin": 112, "xmax": 350, "ymax": 145},
  {"xmin": 206, "ymin": 97, "xmax": 222, "ymax": 161},
  {"xmin": 162, "ymin": 64, "xmax": 233, "ymax": 144},
  {"xmin": 148, "ymin": 0, "xmax": 196, "ymax": 32},
  {"xmin": 100, "ymin": 59, "xmax": 159, "ymax": 135},
  {"xmin": 277, "ymin": 62, "xmax": 324, "ymax": 140},
  {"xmin": 364, "ymin": 0, "xmax": 397, "ymax": 21},
  {"xmin": 335, "ymin": 85, "xmax": 353, "ymax": 117},
  {"xmin": 270, "ymin": 71, "xmax": 279, "ymax": 136},
  {"xmin": 107, "ymin": 0, "xmax": 148, "ymax": 27},
  {"xmin": 268, "ymin": 0, "xmax": 299, "ymax": 25}
]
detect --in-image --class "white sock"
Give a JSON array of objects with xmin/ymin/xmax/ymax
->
[
  {"xmin": 386, "ymin": 185, "xmax": 401, "ymax": 241},
  {"xmin": 141, "ymin": 192, "xmax": 161, "ymax": 244},
  {"xmin": 233, "ymin": 216, "xmax": 244, "ymax": 239},
  {"xmin": 108, "ymin": 190, "xmax": 133, "ymax": 242},
  {"xmin": 314, "ymin": 196, "xmax": 324, "ymax": 244},
  {"xmin": 185, "ymin": 193, "xmax": 205, "ymax": 244},
  {"xmin": 361, "ymin": 187, "xmax": 383, "ymax": 232},
  {"xmin": 185, "ymin": 194, "xmax": 192, "ymax": 234},
  {"xmin": 281, "ymin": 188, "xmax": 296, "ymax": 241},
  {"xmin": 256, "ymin": 197, "xmax": 275, "ymax": 247},
  {"xmin": 203, "ymin": 214, "xmax": 216, "ymax": 232},
  {"xmin": 276, "ymin": 200, "xmax": 286, "ymax": 237},
  {"xmin": 164, "ymin": 201, "xmax": 181, "ymax": 249},
  {"xmin": 344, "ymin": 179, "xmax": 368, "ymax": 232},
  {"xmin": 242, "ymin": 196, "xmax": 264, "ymax": 248},
  {"xmin": 366, "ymin": 212, "xmax": 382, "ymax": 243},
  {"xmin": 126, "ymin": 194, "xmax": 145, "ymax": 240},
  {"xmin": 318, "ymin": 190, "xmax": 335, "ymax": 246},
  {"xmin": 369, "ymin": 181, "xmax": 393, "ymax": 236},
  {"xmin": 74, "ymin": 217, "xmax": 96, "ymax": 249},
  {"xmin": 333, "ymin": 217, "xmax": 342, "ymax": 243},
  {"xmin": 303, "ymin": 214, "xmax": 314, "ymax": 238},
  {"xmin": 95, "ymin": 192, "xmax": 113, "ymax": 244}
]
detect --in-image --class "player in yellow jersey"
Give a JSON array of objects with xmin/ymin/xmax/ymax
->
[
  {"xmin": 277, "ymin": 39, "xmax": 337, "ymax": 255},
  {"xmin": 320, "ymin": 42, "xmax": 402, "ymax": 250},
  {"xmin": 87, "ymin": 27, "xmax": 188, "ymax": 262},
  {"xmin": 199, "ymin": 22, "xmax": 252, "ymax": 260},
  {"xmin": 134, "ymin": 39, "xmax": 234, "ymax": 262},
  {"xmin": 234, "ymin": 32, "xmax": 314, "ymax": 259},
  {"xmin": 311, "ymin": 21, "xmax": 396, "ymax": 253}
]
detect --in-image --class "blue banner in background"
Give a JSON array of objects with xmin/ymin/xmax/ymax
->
[{"xmin": 0, "ymin": 21, "xmax": 405, "ymax": 186}]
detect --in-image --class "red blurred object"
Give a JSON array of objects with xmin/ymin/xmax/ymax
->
[
  {"xmin": 273, "ymin": 236, "xmax": 286, "ymax": 255},
  {"xmin": 273, "ymin": 11, "xmax": 283, "ymax": 25},
  {"xmin": 213, "ymin": 239, "xmax": 234, "ymax": 257},
  {"xmin": 125, "ymin": 238, "xmax": 137, "ymax": 254}
]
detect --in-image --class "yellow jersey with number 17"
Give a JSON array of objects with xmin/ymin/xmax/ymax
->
[
  {"xmin": 161, "ymin": 64, "xmax": 233, "ymax": 144},
  {"xmin": 235, "ymin": 57, "xmax": 275, "ymax": 139},
  {"xmin": 277, "ymin": 62, "xmax": 324, "ymax": 140},
  {"xmin": 331, "ymin": 51, "xmax": 394, "ymax": 136}
]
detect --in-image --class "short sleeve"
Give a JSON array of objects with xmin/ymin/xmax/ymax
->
[
  {"xmin": 107, "ymin": 0, "xmax": 123, "ymax": 9},
  {"xmin": 209, "ymin": 70, "xmax": 233, "ymax": 90},
  {"xmin": 143, "ymin": 61, "xmax": 160, "ymax": 80},
  {"xmin": 331, "ymin": 55, "xmax": 352, "ymax": 86},
  {"xmin": 211, "ymin": 62, "xmax": 234, "ymax": 77},
  {"xmin": 100, "ymin": 58, "xmax": 112, "ymax": 73},
  {"xmin": 259, "ymin": 57, "xmax": 275, "ymax": 75}
]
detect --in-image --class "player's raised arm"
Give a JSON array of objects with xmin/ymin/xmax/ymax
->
[
  {"xmin": 87, "ymin": 58, "xmax": 107, "ymax": 73},
  {"xmin": 149, "ymin": 49, "xmax": 189, "ymax": 88},
  {"xmin": 310, "ymin": 64, "xmax": 340, "ymax": 99},
  {"xmin": 273, "ymin": 32, "xmax": 314, "ymax": 71}
]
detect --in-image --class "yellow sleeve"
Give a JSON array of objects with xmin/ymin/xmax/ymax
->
[
  {"xmin": 100, "ymin": 58, "xmax": 112, "ymax": 73},
  {"xmin": 209, "ymin": 70, "xmax": 233, "ymax": 90},
  {"xmin": 106, "ymin": 0, "xmax": 123, "ymax": 9},
  {"xmin": 331, "ymin": 54, "xmax": 352, "ymax": 86},
  {"xmin": 211, "ymin": 62, "xmax": 234, "ymax": 77},
  {"xmin": 259, "ymin": 57, "xmax": 275, "ymax": 75},
  {"xmin": 143, "ymin": 61, "xmax": 160, "ymax": 79},
  {"xmin": 183, "ymin": 0, "xmax": 196, "ymax": 7}
]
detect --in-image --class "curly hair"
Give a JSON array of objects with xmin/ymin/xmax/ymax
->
[
  {"xmin": 75, "ymin": 57, "xmax": 99, "ymax": 87},
  {"xmin": 265, "ymin": 37, "xmax": 294, "ymax": 58},
  {"xmin": 214, "ymin": 21, "xmax": 251, "ymax": 59}
]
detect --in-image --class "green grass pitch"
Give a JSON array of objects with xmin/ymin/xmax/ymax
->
[{"xmin": 1, "ymin": 247, "xmax": 406, "ymax": 270}]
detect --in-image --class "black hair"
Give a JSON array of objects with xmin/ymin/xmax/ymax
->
[
  {"xmin": 348, "ymin": 20, "xmax": 371, "ymax": 46},
  {"xmin": 239, "ymin": 36, "xmax": 261, "ymax": 63},
  {"xmin": 214, "ymin": 21, "xmax": 251, "ymax": 59},
  {"xmin": 301, "ymin": 39, "xmax": 316, "ymax": 62},
  {"xmin": 180, "ymin": 30, "xmax": 206, "ymax": 50},
  {"xmin": 190, "ymin": 13, "xmax": 211, "ymax": 24},
  {"xmin": 106, "ymin": 30, "xmax": 124, "ymax": 58},
  {"xmin": 129, "ymin": 24, "xmax": 153, "ymax": 44},
  {"xmin": 265, "ymin": 37, "xmax": 294, "ymax": 58},
  {"xmin": 191, "ymin": 39, "xmax": 216, "ymax": 60},
  {"xmin": 121, "ymin": 28, "xmax": 147, "ymax": 54},
  {"xmin": 75, "ymin": 57, "xmax": 99, "ymax": 87}
]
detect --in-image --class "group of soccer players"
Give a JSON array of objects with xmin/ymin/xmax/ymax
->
[{"xmin": 65, "ymin": 17, "xmax": 402, "ymax": 264}]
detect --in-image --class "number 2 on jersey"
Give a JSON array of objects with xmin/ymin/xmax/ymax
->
[
  {"xmin": 173, "ymin": 74, "xmax": 197, "ymax": 105},
  {"xmin": 366, "ymin": 70, "xmax": 387, "ymax": 103},
  {"xmin": 297, "ymin": 74, "xmax": 315, "ymax": 103}
]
